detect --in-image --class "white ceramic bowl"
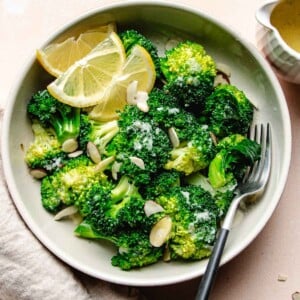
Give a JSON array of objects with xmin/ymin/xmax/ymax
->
[
  {"xmin": 1, "ymin": 1, "xmax": 291, "ymax": 286},
  {"xmin": 256, "ymin": 1, "xmax": 300, "ymax": 84}
]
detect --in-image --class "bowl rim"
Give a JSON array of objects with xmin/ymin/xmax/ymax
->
[{"xmin": 1, "ymin": 0, "xmax": 292, "ymax": 286}]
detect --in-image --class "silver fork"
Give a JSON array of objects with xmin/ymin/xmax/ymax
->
[{"xmin": 195, "ymin": 123, "xmax": 272, "ymax": 300}]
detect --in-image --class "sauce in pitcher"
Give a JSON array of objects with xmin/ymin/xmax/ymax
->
[{"xmin": 270, "ymin": 0, "xmax": 300, "ymax": 52}]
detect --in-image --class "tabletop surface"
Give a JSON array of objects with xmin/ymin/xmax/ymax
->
[{"xmin": 1, "ymin": 1, "xmax": 300, "ymax": 299}]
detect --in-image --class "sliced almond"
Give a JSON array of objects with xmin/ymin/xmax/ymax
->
[
  {"xmin": 30, "ymin": 168, "xmax": 47, "ymax": 179},
  {"xmin": 129, "ymin": 156, "xmax": 145, "ymax": 169},
  {"xmin": 87, "ymin": 141, "xmax": 101, "ymax": 163},
  {"xmin": 127, "ymin": 80, "xmax": 138, "ymax": 105},
  {"xmin": 168, "ymin": 127, "xmax": 180, "ymax": 148},
  {"xmin": 144, "ymin": 200, "xmax": 164, "ymax": 217},
  {"xmin": 54, "ymin": 205, "xmax": 78, "ymax": 221},
  {"xmin": 111, "ymin": 161, "xmax": 122, "ymax": 180},
  {"xmin": 94, "ymin": 156, "xmax": 115, "ymax": 172},
  {"xmin": 62, "ymin": 138, "xmax": 78, "ymax": 153},
  {"xmin": 68, "ymin": 150, "xmax": 83, "ymax": 158},
  {"xmin": 150, "ymin": 216, "xmax": 172, "ymax": 247},
  {"xmin": 136, "ymin": 91, "xmax": 149, "ymax": 112}
]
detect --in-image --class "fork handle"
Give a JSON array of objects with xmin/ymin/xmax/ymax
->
[{"xmin": 195, "ymin": 228, "xmax": 229, "ymax": 300}]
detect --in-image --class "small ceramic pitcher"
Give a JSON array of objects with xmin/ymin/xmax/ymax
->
[{"xmin": 256, "ymin": 0, "xmax": 300, "ymax": 84}]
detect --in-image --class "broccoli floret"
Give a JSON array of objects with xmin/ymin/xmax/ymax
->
[
  {"xmin": 160, "ymin": 40, "xmax": 216, "ymax": 111},
  {"xmin": 119, "ymin": 29, "xmax": 162, "ymax": 79},
  {"xmin": 75, "ymin": 223, "xmax": 163, "ymax": 270},
  {"xmin": 208, "ymin": 134, "xmax": 261, "ymax": 188},
  {"xmin": 107, "ymin": 104, "xmax": 172, "ymax": 185},
  {"xmin": 202, "ymin": 84, "xmax": 254, "ymax": 138},
  {"xmin": 111, "ymin": 230, "xmax": 163, "ymax": 270},
  {"xmin": 142, "ymin": 170, "xmax": 181, "ymax": 199},
  {"xmin": 79, "ymin": 114, "xmax": 119, "ymax": 154},
  {"xmin": 74, "ymin": 175, "xmax": 164, "ymax": 270},
  {"xmin": 25, "ymin": 121, "xmax": 67, "ymax": 173},
  {"xmin": 77, "ymin": 176, "xmax": 156, "ymax": 235},
  {"xmin": 40, "ymin": 155, "xmax": 113, "ymax": 212},
  {"xmin": 164, "ymin": 125, "xmax": 217, "ymax": 175},
  {"xmin": 146, "ymin": 88, "xmax": 199, "ymax": 137},
  {"xmin": 27, "ymin": 90, "xmax": 81, "ymax": 144},
  {"xmin": 186, "ymin": 172, "xmax": 237, "ymax": 218},
  {"xmin": 155, "ymin": 185, "xmax": 219, "ymax": 260}
]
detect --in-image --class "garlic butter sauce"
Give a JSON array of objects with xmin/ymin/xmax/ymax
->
[{"xmin": 270, "ymin": 0, "xmax": 300, "ymax": 52}]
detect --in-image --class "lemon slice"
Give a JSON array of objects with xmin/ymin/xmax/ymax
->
[
  {"xmin": 36, "ymin": 23, "xmax": 115, "ymax": 77},
  {"xmin": 89, "ymin": 44, "xmax": 156, "ymax": 121},
  {"xmin": 47, "ymin": 32, "xmax": 126, "ymax": 107}
]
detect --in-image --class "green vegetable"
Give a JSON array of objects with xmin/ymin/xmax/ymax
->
[
  {"xmin": 202, "ymin": 84, "xmax": 254, "ymax": 138},
  {"xmin": 160, "ymin": 40, "xmax": 216, "ymax": 111},
  {"xmin": 25, "ymin": 121, "xmax": 67, "ymax": 173},
  {"xmin": 107, "ymin": 102, "xmax": 172, "ymax": 185},
  {"xmin": 208, "ymin": 134, "xmax": 261, "ymax": 188},
  {"xmin": 164, "ymin": 125, "xmax": 217, "ymax": 175},
  {"xmin": 75, "ymin": 222, "xmax": 164, "ymax": 270},
  {"xmin": 79, "ymin": 114, "xmax": 119, "ymax": 154},
  {"xmin": 27, "ymin": 90, "xmax": 81, "ymax": 144},
  {"xmin": 40, "ymin": 155, "xmax": 112, "ymax": 212},
  {"xmin": 155, "ymin": 185, "xmax": 219, "ymax": 260}
]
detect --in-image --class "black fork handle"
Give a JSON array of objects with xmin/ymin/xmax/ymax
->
[{"xmin": 195, "ymin": 228, "xmax": 229, "ymax": 300}]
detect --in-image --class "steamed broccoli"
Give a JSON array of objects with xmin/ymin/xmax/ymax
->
[
  {"xmin": 27, "ymin": 90, "xmax": 81, "ymax": 145},
  {"xmin": 146, "ymin": 88, "xmax": 199, "ymax": 136},
  {"xmin": 164, "ymin": 125, "xmax": 217, "ymax": 175},
  {"xmin": 74, "ymin": 176, "xmax": 164, "ymax": 270},
  {"xmin": 160, "ymin": 40, "xmax": 216, "ymax": 111},
  {"xmin": 119, "ymin": 29, "xmax": 162, "ymax": 79},
  {"xmin": 142, "ymin": 170, "xmax": 181, "ymax": 199},
  {"xmin": 208, "ymin": 134, "xmax": 261, "ymax": 188},
  {"xmin": 202, "ymin": 84, "xmax": 254, "ymax": 138},
  {"xmin": 25, "ymin": 121, "xmax": 67, "ymax": 173},
  {"xmin": 155, "ymin": 185, "xmax": 219, "ymax": 260},
  {"xmin": 75, "ymin": 223, "xmax": 164, "ymax": 270},
  {"xmin": 40, "ymin": 155, "xmax": 113, "ymax": 212},
  {"xmin": 107, "ymin": 103, "xmax": 172, "ymax": 185},
  {"xmin": 79, "ymin": 114, "xmax": 119, "ymax": 154},
  {"xmin": 186, "ymin": 172, "xmax": 237, "ymax": 218},
  {"xmin": 77, "ymin": 176, "xmax": 156, "ymax": 235}
]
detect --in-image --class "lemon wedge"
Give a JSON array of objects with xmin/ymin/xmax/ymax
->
[
  {"xmin": 47, "ymin": 32, "xmax": 126, "ymax": 107},
  {"xmin": 36, "ymin": 23, "xmax": 115, "ymax": 77},
  {"xmin": 89, "ymin": 44, "xmax": 156, "ymax": 121}
]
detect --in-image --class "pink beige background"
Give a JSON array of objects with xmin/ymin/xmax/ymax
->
[{"xmin": 1, "ymin": 0, "xmax": 299, "ymax": 299}]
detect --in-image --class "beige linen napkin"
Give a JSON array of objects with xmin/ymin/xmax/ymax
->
[{"xmin": 0, "ymin": 115, "xmax": 140, "ymax": 300}]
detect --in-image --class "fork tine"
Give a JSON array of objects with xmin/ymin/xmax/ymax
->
[
  {"xmin": 242, "ymin": 124, "xmax": 258, "ymax": 183},
  {"xmin": 258, "ymin": 123, "xmax": 272, "ymax": 185},
  {"xmin": 246, "ymin": 123, "xmax": 271, "ymax": 185}
]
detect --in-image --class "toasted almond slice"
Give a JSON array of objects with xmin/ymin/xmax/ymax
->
[
  {"xmin": 127, "ymin": 80, "xmax": 139, "ymax": 104},
  {"xmin": 136, "ymin": 91, "xmax": 149, "ymax": 112},
  {"xmin": 144, "ymin": 200, "xmax": 164, "ymax": 217},
  {"xmin": 54, "ymin": 205, "xmax": 78, "ymax": 221},
  {"xmin": 94, "ymin": 156, "xmax": 115, "ymax": 172},
  {"xmin": 68, "ymin": 150, "xmax": 83, "ymax": 158},
  {"xmin": 30, "ymin": 168, "xmax": 47, "ymax": 179},
  {"xmin": 111, "ymin": 161, "xmax": 122, "ymax": 180},
  {"xmin": 150, "ymin": 216, "xmax": 172, "ymax": 247},
  {"xmin": 168, "ymin": 127, "xmax": 180, "ymax": 148},
  {"xmin": 62, "ymin": 138, "xmax": 78, "ymax": 153},
  {"xmin": 87, "ymin": 141, "xmax": 101, "ymax": 163},
  {"xmin": 129, "ymin": 156, "xmax": 145, "ymax": 169}
]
